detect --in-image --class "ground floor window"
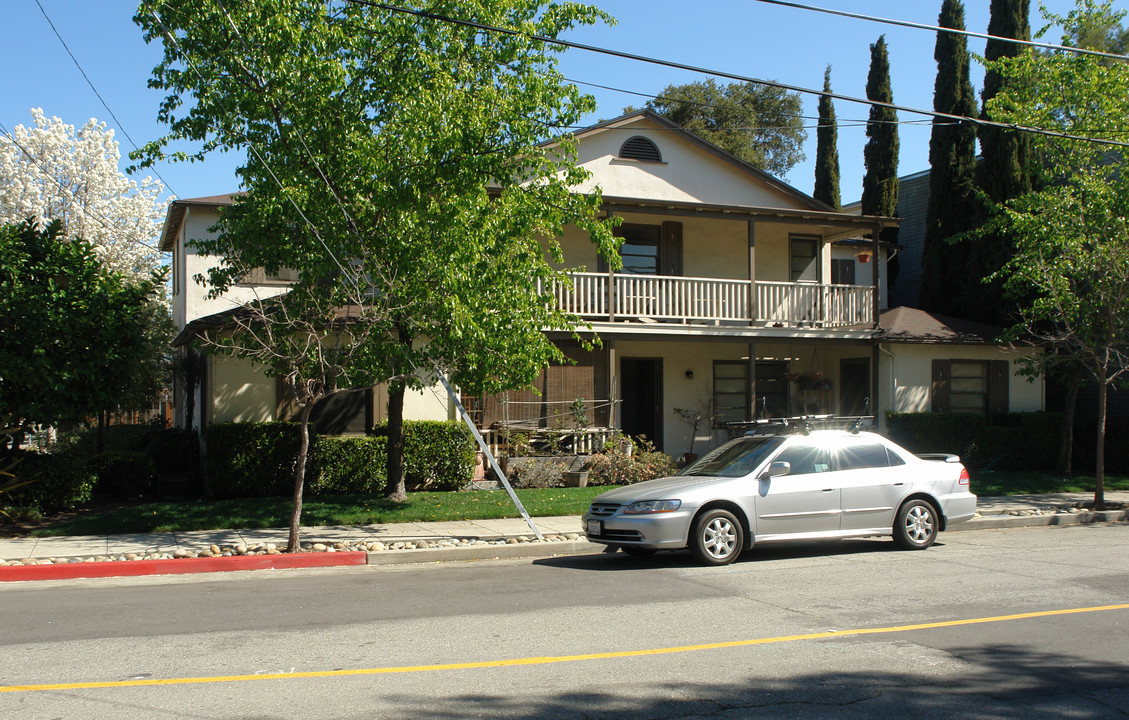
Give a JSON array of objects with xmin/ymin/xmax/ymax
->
[{"xmin": 932, "ymin": 359, "xmax": 1009, "ymax": 415}]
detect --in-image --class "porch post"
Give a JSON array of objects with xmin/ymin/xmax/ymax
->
[
  {"xmin": 747, "ymin": 342, "xmax": 757, "ymax": 421},
  {"xmin": 607, "ymin": 338, "xmax": 618, "ymax": 431},
  {"xmin": 872, "ymin": 220, "xmax": 882, "ymax": 328},
  {"xmin": 747, "ymin": 219, "xmax": 757, "ymax": 326},
  {"xmin": 871, "ymin": 343, "xmax": 881, "ymax": 429},
  {"xmin": 607, "ymin": 209, "xmax": 617, "ymax": 323}
]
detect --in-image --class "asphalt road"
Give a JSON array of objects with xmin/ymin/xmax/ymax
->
[{"xmin": 2, "ymin": 523, "xmax": 1128, "ymax": 719}]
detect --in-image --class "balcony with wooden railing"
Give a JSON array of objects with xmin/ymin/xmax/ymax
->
[{"xmin": 543, "ymin": 272, "xmax": 873, "ymax": 328}]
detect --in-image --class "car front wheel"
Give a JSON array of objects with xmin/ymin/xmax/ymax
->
[
  {"xmin": 894, "ymin": 499, "xmax": 938, "ymax": 550},
  {"xmin": 690, "ymin": 509, "xmax": 744, "ymax": 566}
]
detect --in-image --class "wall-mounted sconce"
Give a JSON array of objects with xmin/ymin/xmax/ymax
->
[{"xmin": 685, "ymin": 370, "xmax": 694, "ymax": 379}]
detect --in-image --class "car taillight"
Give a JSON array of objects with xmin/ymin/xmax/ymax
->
[{"xmin": 958, "ymin": 467, "xmax": 970, "ymax": 485}]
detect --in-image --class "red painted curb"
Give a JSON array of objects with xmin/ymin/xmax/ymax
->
[{"xmin": 0, "ymin": 551, "xmax": 368, "ymax": 582}]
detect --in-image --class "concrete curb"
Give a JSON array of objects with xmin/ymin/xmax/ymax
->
[
  {"xmin": 363, "ymin": 539, "xmax": 599, "ymax": 566},
  {"xmin": 954, "ymin": 509, "xmax": 1129, "ymax": 531}
]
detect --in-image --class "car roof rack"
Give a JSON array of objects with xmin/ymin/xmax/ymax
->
[{"xmin": 728, "ymin": 414, "xmax": 876, "ymax": 437}]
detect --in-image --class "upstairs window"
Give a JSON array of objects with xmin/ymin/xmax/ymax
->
[
  {"xmin": 619, "ymin": 136, "xmax": 662, "ymax": 162},
  {"xmin": 790, "ymin": 236, "xmax": 819, "ymax": 282}
]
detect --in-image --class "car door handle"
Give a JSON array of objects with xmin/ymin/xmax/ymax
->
[
  {"xmin": 822, "ymin": 488, "xmax": 834, "ymax": 493},
  {"xmin": 894, "ymin": 482, "xmax": 904, "ymax": 486}
]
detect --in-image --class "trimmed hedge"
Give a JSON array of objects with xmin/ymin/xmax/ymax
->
[
  {"xmin": 205, "ymin": 420, "xmax": 476, "ymax": 498},
  {"xmin": 89, "ymin": 450, "xmax": 158, "ymax": 499},
  {"xmin": 885, "ymin": 412, "xmax": 1062, "ymax": 471},
  {"xmin": 310, "ymin": 436, "xmax": 387, "ymax": 495},
  {"xmin": 206, "ymin": 422, "xmax": 314, "ymax": 498},
  {"xmin": 3, "ymin": 450, "xmax": 97, "ymax": 513}
]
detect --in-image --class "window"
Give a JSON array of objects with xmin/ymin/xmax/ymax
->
[
  {"xmin": 713, "ymin": 361, "xmax": 749, "ymax": 426},
  {"xmin": 773, "ymin": 443, "xmax": 832, "ymax": 475},
  {"xmin": 831, "ymin": 258, "xmax": 856, "ymax": 285},
  {"xmin": 932, "ymin": 359, "xmax": 1010, "ymax": 415},
  {"xmin": 619, "ymin": 136, "xmax": 662, "ymax": 162},
  {"xmin": 790, "ymin": 236, "xmax": 819, "ymax": 282},
  {"xmin": 242, "ymin": 266, "xmax": 299, "ymax": 284},
  {"xmin": 837, "ymin": 443, "xmax": 904, "ymax": 470}
]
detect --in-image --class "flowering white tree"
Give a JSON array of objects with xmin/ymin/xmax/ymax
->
[{"xmin": 0, "ymin": 108, "xmax": 168, "ymax": 281}]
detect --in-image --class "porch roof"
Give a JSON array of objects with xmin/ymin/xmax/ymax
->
[{"xmin": 878, "ymin": 307, "xmax": 1005, "ymax": 345}]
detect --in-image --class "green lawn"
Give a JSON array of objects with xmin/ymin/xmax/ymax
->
[{"xmin": 12, "ymin": 471, "xmax": 1128, "ymax": 538}]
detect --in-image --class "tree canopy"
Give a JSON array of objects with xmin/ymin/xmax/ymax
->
[
  {"xmin": 0, "ymin": 220, "xmax": 169, "ymax": 434},
  {"xmin": 985, "ymin": 0, "xmax": 1129, "ymax": 508},
  {"xmin": 632, "ymin": 79, "xmax": 807, "ymax": 177},
  {"xmin": 861, "ymin": 36, "xmax": 899, "ymax": 246},
  {"xmin": 135, "ymin": 0, "xmax": 619, "ymax": 544},
  {"xmin": 0, "ymin": 109, "xmax": 167, "ymax": 283},
  {"xmin": 813, "ymin": 66, "xmax": 841, "ymax": 210}
]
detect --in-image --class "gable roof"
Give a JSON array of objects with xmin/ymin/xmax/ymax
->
[
  {"xmin": 158, "ymin": 193, "xmax": 241, "ymax": 251},
  {"xmin": 565, "ymin": 109, "xmax": 835, "ymax": 213}
]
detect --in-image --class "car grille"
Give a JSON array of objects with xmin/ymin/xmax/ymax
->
[
  {"xmin": 588, "ymin": 503, "xmax": 620, "ymax": 518},
  {"xmin": 601, "ymin": 529, "xmax": 643, "ymax": 541}
]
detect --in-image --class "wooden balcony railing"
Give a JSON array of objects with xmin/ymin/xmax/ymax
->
[{"xmin": 544, "ymin": 272, "xmax": 873, "ymax": 328}]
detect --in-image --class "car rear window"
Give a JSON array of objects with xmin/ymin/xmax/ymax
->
[{"xmin": 837, "ymin": 443, "xmax": 905, "ymax": 470}]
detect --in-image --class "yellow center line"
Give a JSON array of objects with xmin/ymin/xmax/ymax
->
[{"xmin": 4, "ymin": 603, "xmax": 1127, "ymax": 694}]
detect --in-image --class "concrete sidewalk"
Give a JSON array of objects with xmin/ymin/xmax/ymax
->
[{"xmin": 1, "ymin": 492, "xmax": 1126, "ymax": 581}]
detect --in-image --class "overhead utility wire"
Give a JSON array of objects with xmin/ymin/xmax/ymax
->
[
  {"xmin": 33, "ymin": 0, "xmax": 178, "ymax": 197},
  {"xmin": 348, "ymin": 0, "xmax": 1129, "ymax": 150},
  {"xmin": 748, "ymin": 0, "xmax": 1129, "ymax": 62}
]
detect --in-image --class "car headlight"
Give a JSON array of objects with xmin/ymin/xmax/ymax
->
[{"xmin": 623, "ymin": 499, "xmax": 682, "ymax": 514}]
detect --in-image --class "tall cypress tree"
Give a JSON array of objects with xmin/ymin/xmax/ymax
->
[
  {"xmin": 813, "ymin": 65, "xmax": 841, "ymax": 210},
  {"xmin": 861, "ymin": 36, "xmax": 899, "ymax": 247},
  {"xmin": 919, "ymin": 0, "xmax": 980, "ymax": 314},
  {"xmin": 963, "ymin": 0, "xmax": 1033, "ymax": 324}
]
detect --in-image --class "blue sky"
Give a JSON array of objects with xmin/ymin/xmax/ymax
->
[{"xmin": 2, "ymin": 0, "xmax": 1092, "ymax": 207}]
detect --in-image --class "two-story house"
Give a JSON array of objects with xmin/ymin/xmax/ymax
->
[{"xmin": 161, "ymin": 110, "xmax": 1044, "ymax": 459}]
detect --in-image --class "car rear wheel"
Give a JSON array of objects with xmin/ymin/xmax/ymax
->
[
  {"xmin": 894, "ymin": 499, "xmax": 937, "ymax": 550},
  {"xmin": 690, "ymin": 509, "xmax": 744, "ymax": 566}
]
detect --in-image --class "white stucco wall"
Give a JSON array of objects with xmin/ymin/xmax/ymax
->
[
  {"xmin": 569, "ymin": 118, "xmax": 811, "ymax": 209},
  {"xmin": 878, "ymin": 343, "xmax": 1044, "ymax": 417},
  {"xmin": 210, "ymin": 355, "xmax": 277, "ymax": 424}
]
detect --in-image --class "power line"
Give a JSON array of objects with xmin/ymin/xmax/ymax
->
[
  {"xmin": 747, "ymin": 0, "xmax": 1129, "ymax": 62},
  {"xmin": 347, "ymin": 0, "xmax": 1129, "ymax": 150},
  {"xmin": 32, "ymin": 0, "xmax": 178, "ymax": 197}
]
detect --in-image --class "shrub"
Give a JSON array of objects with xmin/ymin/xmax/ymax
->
[
  {"xmin": 205, "ymin": 422, "xmax": 315, "ymax": 498},
  {"xmin": 311, "ymin": 436, "xmax": 387, "ymax": 495},
  {"xmin": 89, "ymin": 450, "xmax": 157, "ymax": 499},
  {"xmin": 505, "ymin": 456, "xmax": 570, "ymax": 488},
  {"xmin": 2, "ymin": 450, "xmax": 97, "ymax": 513},
  {"xmin": 371, "ymin": 421, "xmax": 475, "ymax": 491},
  {"xmin": 587, "ymin": 438, "xmax": 677, "ymax": 486},
  {"xmin": 144, "ymin": 428, "xmax": 200, "ymax": 480},
  {"xmin": 884, "ymin": 412, "xmax": 1061, "ymax": 471}
]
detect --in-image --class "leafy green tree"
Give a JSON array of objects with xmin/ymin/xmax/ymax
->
[
  {"xmin": 920, "ymin": 0, "xmax": 981, "ymax": 314},
  {"xmin": 861, "ymin": 36, "xmax": 899, "ymax": 247},
  {"xmin": 634, "ymin": 79, "xmax": 806, "ymax": 176},
  {"xmin": 813, "ymin": 66, "xmax": 841, "ymax": 210},
  {"xmin": 0, "ymin": 219, "xmax": 169, "ymax": 440},
  {"xmin": 135, "ymin": 0, "xmax": 618, "ymax": 548},
  {"xmin": 985, "ymin": 0, "xmax": 1129, "ymax": 509}
]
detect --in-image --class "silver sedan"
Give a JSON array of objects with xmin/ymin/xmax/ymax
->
[{"xmin": 583, "ymin": 429, "xmax": 977, "ymax": 565}]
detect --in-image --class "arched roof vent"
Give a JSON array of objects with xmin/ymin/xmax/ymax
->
[{"xmin": 618, "ymin": 135, "xmax": 662, "ymax": 162}]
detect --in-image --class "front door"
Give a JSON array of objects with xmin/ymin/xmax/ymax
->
[
  {"xmin": 620, "ymin": 357, "xmax": 663, "ymax": 450},
  {"xmin": 840, "ymin": 358, "xmax": 871, "ymax": 416}
]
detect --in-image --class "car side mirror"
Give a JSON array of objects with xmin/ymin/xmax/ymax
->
[{"xmin": 760, "ymin": 461, "xmax": 790, "ymax": 479}]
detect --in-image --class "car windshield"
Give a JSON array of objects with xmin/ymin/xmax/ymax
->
[{"xmin": 680, "ymin": 436, "xmax": 783, "ymax": 477}]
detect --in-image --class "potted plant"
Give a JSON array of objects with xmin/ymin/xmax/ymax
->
[{"xmin": 673, "ymin": 407, "xmax": 704, "ymax": 464}]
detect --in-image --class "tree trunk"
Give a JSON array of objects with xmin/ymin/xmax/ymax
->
[
  {"xmin": 1094, "ymin": 376, "xmax": 1107, "ymax": 511},
  {"xmin": 97, "ymin": 410, "xmax": 106, "ymax": 454},
  {"xmin": 1056, "ymin": 380, "xmax": 1078, "ymax": 477},
  {"xmin": 385, "ymin": 380, "xmax": 407, "ymax": 503},
  {"xmin": 288, "ymin": 401, "xmax": 315, "ymax": 552}
]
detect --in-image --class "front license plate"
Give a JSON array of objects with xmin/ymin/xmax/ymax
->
[{"xmin": 587, "ymin": 519, "xmax": 602, "ymax": 536}]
